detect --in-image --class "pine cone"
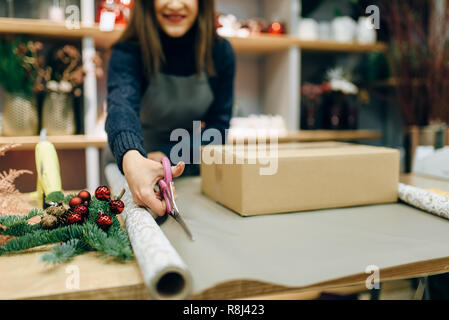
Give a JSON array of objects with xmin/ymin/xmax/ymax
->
[
  {"xmin": 44, "ymin": 205, "xmax": 70, "ymax": 227},
  {"xmin": 56, "ymin": 210, "xmax": 70, "ymax": 226},
  {"xmin": 46, "ymin": 205, "xmax": 67, "ymax": 218},
  {"xmin": 40, "ymin": 214, "xmax": 58, "ymax": 230}
]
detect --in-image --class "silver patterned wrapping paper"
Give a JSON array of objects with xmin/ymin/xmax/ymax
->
[
  {"xmin": 398, "ymin": 183, "xmax": 449, "ymax": 220},
  {"xmin": 105, "ymin": 164, "xmax": 192, "ymax": 300}
]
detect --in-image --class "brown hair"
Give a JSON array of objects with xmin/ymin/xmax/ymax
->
[{"xmin": 118, "ymin": 0, "xmax": 217, "ymax": 78}]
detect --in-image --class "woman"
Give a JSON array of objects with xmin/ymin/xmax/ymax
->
[{"xmin": 106, "ymin": 0, "xmax": 235, "ymax": 216}]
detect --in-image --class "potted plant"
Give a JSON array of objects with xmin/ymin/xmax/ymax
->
[
  {"xmin": 322, "ymin": 67, "xmax": 359, "ymax": 130},
  {"xmin": 38, "ymin": 45, "xmax": 85, "ymax": 136},
  {"xmin": 38, "ymin": 45, "xmax": 104, "ymax": 135},
  {"xmin": 0, "ymin": 38, "xmax": 43, "ymax": 136}
]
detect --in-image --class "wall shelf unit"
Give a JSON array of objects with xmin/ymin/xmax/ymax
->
[{"xmin": 0, "ymin": 0, "xmax": 387, "ymax": 190}]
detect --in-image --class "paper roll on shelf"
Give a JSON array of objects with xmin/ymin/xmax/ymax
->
[{"xmin": 105, "ymin": 164, "xmax": 192, "ymax": 300}]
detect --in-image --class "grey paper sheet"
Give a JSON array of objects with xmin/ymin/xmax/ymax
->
[{"xmin": 161, "ymin": 177, "xmax": 449, "ymax": 297}]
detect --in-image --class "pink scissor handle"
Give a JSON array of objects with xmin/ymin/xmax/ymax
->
[
  {"xmin": 159, "ymin": 157, "xmax": 173, "ymax": 214},
  {"xmin": 158, "ymin": 179, "xmax": 173, "ymax": 214},
  {"xmin": 161, "ymin": 157, "xmax": 172, "ymax": 183}
]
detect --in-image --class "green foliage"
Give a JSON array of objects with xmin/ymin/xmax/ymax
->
[
  {"xmin": 0, "ymin": 209, "xmax": 44, "ymax": 236},
  {"xmin": 0, "ymin": 37, "xmax": 41, "ymax": 96},
  {"xmin": 40, "ymin": 239, "xmax": 85, "ymax": 264},
  {"xmin": 45, "ymin": 191, "xmax": 65, "ymax": 204},
  {"xmin": 0, "ymin": 205, "xmax": 133, "ymax": 264}
]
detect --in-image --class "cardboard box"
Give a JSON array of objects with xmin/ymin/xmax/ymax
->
[{"xmin": 201, "ymin": 142, "xmax": 400, "ymax": 216}]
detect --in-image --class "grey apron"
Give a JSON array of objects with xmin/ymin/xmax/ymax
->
[
  {"xmin": 140, "ymin": 72, "xmax": 214, "ymax": 153},
  {"xmin": 103, "ymin": 72, "xmax": 213, "ymax": 176}
]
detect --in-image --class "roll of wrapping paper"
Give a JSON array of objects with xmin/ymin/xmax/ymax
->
[
  {"xmin": 105, "ymin": 164, "xmax": 192, "ymax": 300},
  {"xmin": 398, "ymin": 183, "xmax": 449, "ymax": 220}
]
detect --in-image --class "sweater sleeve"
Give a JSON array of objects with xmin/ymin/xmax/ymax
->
[
  {"xmin": 203, "ymin": 38, "xmax": 236, "ymax": 144},
  {"xmin": 106, "ymin": 42, "xmax": 147, "ymax": 173}
]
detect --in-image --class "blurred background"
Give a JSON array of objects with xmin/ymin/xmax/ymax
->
[{"xmin": 0, "ymin": 0, "xmax": 448, "ymax": 192}]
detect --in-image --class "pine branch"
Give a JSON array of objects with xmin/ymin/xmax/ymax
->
[
  {"xmin": 25, "ymin": 208, "xmax": 45, "ymax": 220},
  {"xmin": 0, "ymin": 209, "xmax": 44, "ymax": 236},
  {"xmin": 0, "ymin": 225, "xmax": 84, "ymax": 256},
  {"xmin": 40, "ymin": 239, "xmax": 86, "ymax": 264}
]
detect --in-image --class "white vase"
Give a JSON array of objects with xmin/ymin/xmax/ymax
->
[
  {"xmin": 331, "ymin": 16, "xmax": 357, "ymax": 43},
  {"xmin": 356, "ymin": 17, "xmax": 377, "ymax": 44},
  {"xmin": 298, "ymin": 18, "xmax": 319, "ymax": 41}
]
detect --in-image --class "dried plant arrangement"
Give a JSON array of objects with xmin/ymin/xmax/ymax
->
[
  {"xmin": 382, "ymin": 0, "xmax": 449, "ymax": 126},
  {"xmin": 0, "ymin": 144, "xmax": 32, "ymax": 216}
]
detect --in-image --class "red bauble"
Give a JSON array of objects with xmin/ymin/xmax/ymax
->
[
  {"xmin": 96, "ymin": 213, "xmax": 113, "ymax": 230},
  {"xmin": 73, "ymin": 205, "xmax": 89, "ymax": 218},
  {"xmin": 109, "ymin": 200, "xmax": 125, "ymax": 215},
  {"xmin": 78, "ymin": 190, "xmax": 91, "ymax": 203},
  {"xmin": 267, "ymin": 21, "xmax": 284, "ymax": 35},
  {"xmin": 95, "ymin": 186, "xmax": 111, "ymax": 201},
  {"xmin": 68, "ymin": 212, "xmax": 83, "ymax": 224},
  {"xmin": 69, "ymin": 197, "xmax": 83, "ymax": 209}
]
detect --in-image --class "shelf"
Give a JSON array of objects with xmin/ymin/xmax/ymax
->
[
  {"xmin": 297, "ymin": 40, "xmax": 387, "ymax": 53},
  {"xmin": 228, "ymin": 130, "xmax": 382, "ymax": 144},
  {"xmin": 226, "ymin": 34, "xmax": 297, "ymax": 54},
  {"xmin": 0, "ymin": 18, "xmax": 387, "ymax": 54},
  {"xmin": 281, "ymin": 130, "xmax": 382, "ymax": 142},
  {"xmin": 0, "ymin": 135, "xmax": 107, "ymax": 150}
]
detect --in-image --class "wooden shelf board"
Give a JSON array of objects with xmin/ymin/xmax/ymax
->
[
  {"xmin": 0, "ymin": 135, "xmax": 107, "ymax": 150},
  {"xmin": 228, "ymin": 130, "xmax": 382, "ymax": 144},
  {"xmin": 226, "ymin": 34, "xmax": 297, "ymax": 54},
  {"xmin": 0, "ymin": 18, "xmax": 387, "ymax": 53},
  {"xmin": 282, "ymin": 130, "xmax": 382, "ymax": 142},
  {"xmin": 297, "ymin": 40, "xmax": 387, "ymax": 52}
]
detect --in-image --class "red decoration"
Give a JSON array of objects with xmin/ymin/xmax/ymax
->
[
  {"xmin": 69, "ymin": 197, "xmax": 83, "ymax": 209},
  {"xmin": 73, "ymin": 205, "xmax": 89, "ymax": 218},
  {"xmin": 68, "ymin": 212, "xmax": 83, "ymax": 224},
  {"xmin": 78, "ymin": 190, "xmax": 91, "ymax": 204},
  {"xmin": 109, "ymin": 200, "xmax": 125, "ymax": 215},
  {"xmin": 95, "ymin": 186, "xmax": 111, "ymax": 201},
  {"xmin": 95, "ymin": 0, "xmax": 132, "ymax": 25},
  {"xmin": 96, "ymin": 213, "xmax": 113, "ymax": 230},
  {"xmin": 267, "ymin": 21, "xmax": 285, "ymax": 35}
]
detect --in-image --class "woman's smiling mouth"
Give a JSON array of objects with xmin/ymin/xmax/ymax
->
[{"xmin": 163, "ymin": 13, "xmax": 187, "ymax": 23}]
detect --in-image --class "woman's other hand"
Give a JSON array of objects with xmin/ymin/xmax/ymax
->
[{"xmin": 123, "ymin": 150, "xmax": 185, "ymax": 216}]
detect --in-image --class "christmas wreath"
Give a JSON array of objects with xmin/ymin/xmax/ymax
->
[{"xmin": 0, "ymin": 186, "xmax": 133, "ymax": 264}]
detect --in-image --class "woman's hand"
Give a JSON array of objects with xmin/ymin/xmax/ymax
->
[
  {"xmin": 148, "ymin": 151, "xmax": 167, "ymax": 163},
  {"xmin": 122, "ymin": 150, "xmax": 185, "ymax": 216}
]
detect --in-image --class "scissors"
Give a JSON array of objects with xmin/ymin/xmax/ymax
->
[{"xmin": 156, "ymin": 157, "xmax": 194, "ymax": 241}]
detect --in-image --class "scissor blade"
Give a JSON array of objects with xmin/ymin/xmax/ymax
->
[{"xmin": 171, "ymin": 212, "xmax": 195, "ymax": 241}]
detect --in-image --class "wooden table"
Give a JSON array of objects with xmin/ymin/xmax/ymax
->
[{"xmin": 1, "ymin": 174, "xmax": 449, "ymax": 300}]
